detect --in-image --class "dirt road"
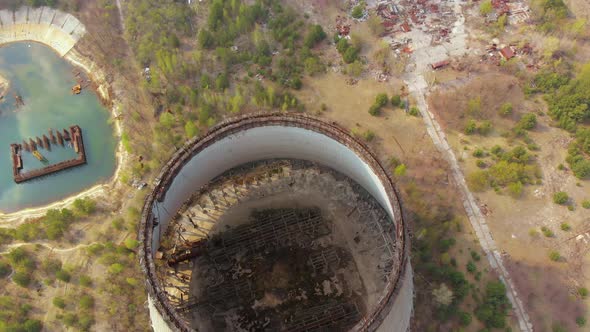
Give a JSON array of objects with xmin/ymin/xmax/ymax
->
[{"xmin": 400, "ymin": 0, "xmax": 533, "ymax": 330}]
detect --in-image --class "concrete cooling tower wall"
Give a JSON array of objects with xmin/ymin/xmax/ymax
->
[
  {"xmin": 139, "ymin": 113, "xmax": 413, "ymax": 331},
  {"xmin": 0, "ymin": 6, "xmax": 86, "ymax": 56}
]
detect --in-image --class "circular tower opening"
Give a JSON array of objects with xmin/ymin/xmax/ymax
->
[{"xmin": 139, "ymin": 113, "xmax": 413, "ymax": 332}]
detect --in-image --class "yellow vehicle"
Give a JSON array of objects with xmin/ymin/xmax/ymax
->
[{"xmin": 32, "ymin": 150, "xmax": 48, "ymax": 163}]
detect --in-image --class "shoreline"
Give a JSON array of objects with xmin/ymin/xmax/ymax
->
[{"xmin": 0, "ymin": 9, "xmax": 127, "ymax": 224}]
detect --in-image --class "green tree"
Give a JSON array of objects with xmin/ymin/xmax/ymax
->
[
  {"xmin": 184, "ymin": 121, "xmax": 198, "ymax": 138},
  {"xmin": 475, "ymin": 281, "xmax": 510, "ymax": 328},
  {"xmin": 159, "ymin": 112, "xmax": 175, "ymax": 128},
  {"xmin": 73, "ymin": 198, "xmax": 96, "ymax": 215},
  {"xmin": 304, "ymin": 25, "xmax": 326, "ymax": 48}
]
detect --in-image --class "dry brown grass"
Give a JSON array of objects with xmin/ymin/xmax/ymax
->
[{"xmin": 428, "ymin": 73, "xmax": 526, "ymax": 132}]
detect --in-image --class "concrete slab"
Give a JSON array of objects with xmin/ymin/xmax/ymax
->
[
  {"xmin": 51, "ymin": 11, "xmax": 68, "ymax": 29},
  {"xmin": 39, "ymin": 7, "xmax": 55, "ymax": 25},
  {"xmin": 29, "ymin": 7, "xmax": 43, "ymax": 25},
  {"xmin": 0, "ymin": 7, "xmax": 84, "ymax": 56},
  {"xmin": 0, "ymin": 11, "xmax": 14, "ymax": 27},
  {"xmin": 61, "ymin": 14, "xmax": 80, "ymax": 35},
  {"xmin": 14, "ymin": 7, "xmax": 28, "ymax": 24}
]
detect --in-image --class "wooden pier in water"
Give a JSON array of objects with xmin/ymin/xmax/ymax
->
[{"xmin": 10, "ymin": 125, "xmax": 87, "ymax": 184}]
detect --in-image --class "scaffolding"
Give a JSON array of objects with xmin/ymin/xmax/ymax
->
[
  {"xmin": 308, "ymin": 247, "xmax": 341, "ymax": 275},
  {"xmin": 207, "ymin": 208, "xmax": 330, "ymax": 261},
  {"xmin": 285, "ymin": 302, "xmax": 360, "ymax": 332}
]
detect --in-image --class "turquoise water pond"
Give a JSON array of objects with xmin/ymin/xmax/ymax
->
[{"xmin": 0, "ymin": 42, "xmax": 116, "ymax": 213}]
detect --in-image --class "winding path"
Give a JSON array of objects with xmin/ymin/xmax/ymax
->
[
  {"xmin": 0, "ymin": 242, "xmax": 97, "ymax": 254},
  {"xmin": 399, "ymin": 0, "xmax": 534, "ymax": 330}
]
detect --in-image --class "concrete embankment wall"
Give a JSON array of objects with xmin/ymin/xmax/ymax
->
[{"xmin": 0, "ymin": 6, "xmax": 85, "ymax": 56}]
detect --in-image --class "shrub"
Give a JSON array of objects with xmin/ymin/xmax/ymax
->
[
  {"xmin": 471, "ymin": 251, "xmax": 481, "ymax": 261},
  {"xmin": 541, "ymin": 227, "xmax": 554, "ymax": 237},
  {"xmin": 53, "ymin": 297, "xmax": 66, "ymax": 309},
  {"xmin": 549, "ymin": 251, "xmax": 561, "ymax": 261},
  {"xmin": 553, "ymin": 191, "xmax": 569, "ymax": 205},
  {"xmin": 440, "ymin": 238, "xmax": 456, "ymax": 252},
  {"xmin": 518, "ymin": 113, "xmax": 537, "ymax": 130},
  {"xmin": 560, "ymin": 223, "xmax": 571, "ymax": 231},
  {"xmin": 79, "ymin": 275, "xmax": 92, "ymax": 287},
  {"xmin": 478, "ymin": 120, "xmax": 493, "ymax": 135},
  {"xmin": 409, "ymin": 107, "xmax": 420, "ymax": 116},
  {"xmin": 391, "ymin": 95, "xmax": 401, "ymax": 107},
  {"xmin": 351, "ymin": 5, "xmax": 364, "ymax": 19},
  {"xmin": 375, "ymin": 93, "xmax": 389, "ymax": 108},
  {"xmin": 56, "ymin": 269, "xmax": 71, "ymax": 283},
  {"xmin": 498, "ymin": 102, "xmax": 513, "ymax": 116},
  {"xmin": 108, "ymin": 263, "xmax": 124, "ymax": 275},
  {"xmin": 552, "ymin": 323, "xmax": 566, "ymax": 332},
  {"xmin": 13, "ymin": 271, "xmax": 31, "ymax": 287},
  {"xmin": 126, "ymin": 277, "xmax": 139, "ymax": 286},
  {"xmin": 480, "ymin": 0, "xmax": 493, "ymax": 15},
  {"xmin": 79, "ymin": 313, "xmax": 95, "ymax": 330},
  {"xmin": 507, "ymin": 181, "xmax": 523, "ymax": 198},
  {"xmin": 476, "ymin": 160, "xmax": 487, "ymax": 168},
  {"xmin": 22, "ymin": 319, "xmax": 42, "ymax": 332},
  {"xmin": 304, "ymin": 24, "xmax": 326, "ymax": 48},
  {"xmin": 578, "ymin": 287, "xmax": 589, "ymax": 298},
  {"xmin": 184, "ymin": 121, "xmax": 198, "ymax": 138},
  {"xmin": 368, "ymin": 104, "xmax": 380, "ymax": 116},
  {"xmin": 577, "ymin": 316, "xmax": 587, "ymax": 327},
  {"xmin": 0, "ymin": 261, "xmax": 11, "ymax": 277},
  {"xmin": 582, "ymin": 200, "xmax": 590, "ymax": 209},
  {"xmin": 363, "ymin": 130, "xmax": 375, "ymax": 142},
  {"xmin": 473, "ymin": 149, "xmax": 485, "ymax": 158},
  {"xmin": 343, "ymin": 46, "xmax": 359, "ymax": 63},
  {"xmin": 394, "ymin": 164, "xmax": 407, "ymax": 177},
  {"xmin": 124, "ymin": 238, "xmax": 140, "ymax": 251},
  {"xmin": 467, "ymin": 261, "xmax": 476, "ymax": 273},
  {"xmin": 465, "ymin": 119, "xmax": 477, "ymax": 135},
  {"xmin": 62, "ymin": 313, "xmax": 77, "ymax": 327},
  {"xmin": 468, "ymin": 170, "xmax": 489, "ymax": 191},
  {"xmin": 459, "ymin": 311, "xmax": 472, "ymax": 326},
  {"xmin": 79, "ymin": 295, "xmax": 94, "ymax": 310}
]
